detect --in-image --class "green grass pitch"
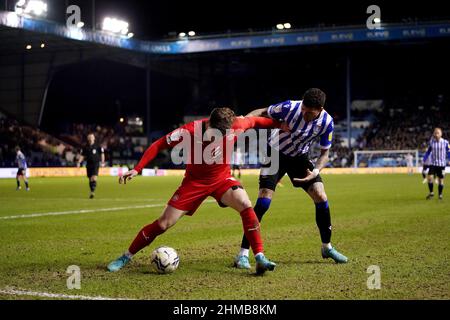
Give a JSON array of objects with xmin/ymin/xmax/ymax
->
[{"xmin": 0, "ymin": 174, "xmax": 449, "ymax": 300}]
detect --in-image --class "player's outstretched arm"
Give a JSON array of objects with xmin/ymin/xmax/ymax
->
[
  {"xmin": 119, "ymin": 137, "xmax": 169, "ymax": 185},
  {"xmin": 119, "ymin": 123, "xmax": 195, "ymax": 185},
  {"xmin": 246, "ymin": 108, "xmax": 269, "ymax": 117},
  {"xmin": 241, "ymin": 116, "xmax": 282, "ymax": 130}
]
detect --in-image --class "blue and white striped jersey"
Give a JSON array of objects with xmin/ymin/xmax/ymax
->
[
  {"xmin": 16, "ymin": 151, "xmax": 27, "ymax": 169},
  {"xmin": 267, "ymin": 100, "xmax": 334, "ymax": 157},
  {"xmin": 424, "ymin": 138, "xmax": 450, "ymax": 167}
]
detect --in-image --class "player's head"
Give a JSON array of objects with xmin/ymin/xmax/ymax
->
[
  {"xmin": 87, "ymin": 134, "xmax": 95, "ymax": 145},
  {"xmin": 209, "ymin": 107, "xmax": 236, "ymax": 134},
  {"xmin": 15, "ymin": 146, "xmax": 20, "ymax": 153},
  {"xmin": 433, "ymin": 127, "xmax": 442, "ymax": 140},
  {"xmin": 302, "ymin": 88, "xmax": 326, "ymax": 122}
]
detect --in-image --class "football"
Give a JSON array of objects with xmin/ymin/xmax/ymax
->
[{"xmin": 151, "ymin": 246, "xmax": 180, "ymax": 274}]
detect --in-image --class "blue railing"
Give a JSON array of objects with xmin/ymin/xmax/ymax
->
[{"xmin": 1, "ymin": 11, "xmax": 450, "ymax": 55}]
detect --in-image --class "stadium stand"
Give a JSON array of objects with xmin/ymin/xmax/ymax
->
[
  {"xmin": 1, "ymin": 92, "xmax": 448, "ymax": 169},
  {"xmin": 0, "ymin": 114, "xmax": 76, "ymax": 167},
  {"xmin": 361, "ymin": 95, "xmax": 449, "ymax": 153}
]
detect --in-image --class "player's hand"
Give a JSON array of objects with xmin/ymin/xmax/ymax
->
[
  {"xmin": 280, "ymin": 122, "xmax": 290, "ymax": 132},
  {"xmin": 76, "ymin": 162, "xmax": 81, "ymax": 168},
  {"xmin": 119, "ymin": 169, "xmax": 138, "ymax": 185},
  {"xmin": 293, "ymin": 169, "xmax": 319, "ymax": 183}
]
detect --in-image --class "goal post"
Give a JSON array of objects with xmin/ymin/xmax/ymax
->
[{"xmin": 353, "ymin": 150, "xmax": 419, "ymax": 168}]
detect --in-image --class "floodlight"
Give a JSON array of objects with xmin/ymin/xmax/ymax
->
[{"xmin": 102, "ymin": 17, "xmax": 131, "ymax": 36}]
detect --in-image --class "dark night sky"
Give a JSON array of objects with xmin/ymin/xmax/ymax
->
[
  {"xmin": 37, "ymin": 0, "xmax": 450, "ymax": 40},
  {"xmin": 39, "ymin": 1, "xmax": 450, "ymax": 134}
]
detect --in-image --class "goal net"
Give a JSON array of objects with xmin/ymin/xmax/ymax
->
[{"xmin": 353, "ymin": 150, "xmax": 419, "ymax": 168}]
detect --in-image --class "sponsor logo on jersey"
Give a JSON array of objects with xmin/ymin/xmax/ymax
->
[{"xmin": 273, "ymin": 105, "xmax": 282, "ymax": 113}]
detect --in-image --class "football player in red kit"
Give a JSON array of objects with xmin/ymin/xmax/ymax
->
[{"xmin": 107, "ymin": 108, "xmax": 280, "ymax": 274}]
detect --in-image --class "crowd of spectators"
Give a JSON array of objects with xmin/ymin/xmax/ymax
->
[
  {"xmin": 360, "ymin": 96, "xmax": 449, "ymax": 153},
  {"xmin": 2, "ymin": 96, "xmax": 448, "ymax": 169},
  {"xmin": 0, "ymin": 117, "xmax": 76, "ymax": 167}
]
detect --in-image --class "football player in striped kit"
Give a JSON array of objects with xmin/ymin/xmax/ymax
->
[
  {"xmin": 424, "ymin": 128, "xmax": 450, "ymax": 200},
  {"xmin": 234, "ymin": 88, "xmax": 348, "ymax": 269},
  {"xmin": 15, "ymin": 146, "xmax": 30, "ymax": 191}
]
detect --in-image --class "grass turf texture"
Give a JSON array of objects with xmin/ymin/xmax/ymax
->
[{"xmin": 0, "ymin": 174, "xmax": 448, "ymax": 300}]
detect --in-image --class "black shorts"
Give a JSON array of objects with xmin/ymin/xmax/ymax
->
[
  {"xmin": 232, "ymin": 164, "xmax": 241, "ymax": 170},
  {"xmin": 259, "ymin": 147, "xmax": 323, "ymax": 192},
  {"xmin": 17, "ymin": 168, "xmax": 26, "ymax": 176},
  {"xmin": 86, "ymin": 166, "xmax": 99, "ymax": 178},
  {"xmin": 428, "ymin": 166, "xmax": 445, "ymax": 179},
  {"xmin": 423, "ymin": 165, "xmax": 430, "ymax": 172}
]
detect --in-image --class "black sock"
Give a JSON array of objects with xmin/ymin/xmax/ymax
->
[
  {"xmin": 89, "ymin": 181, "xmax": 97, "ymax": 192},
  {"xmin": 25, "ymin": 181, "xmax": 29, "ymax": 188},
  {"xmin": 16, "ymin": 180, "xmax": 20, "ymax": 188},
  {"xmin": 438, "ymin": 184, "xmax": 444, "ymax": 196},
  {"xmin": 240, "ymin": 198, "xmax": 271, "ymax": 250},
  {"xmin": 316, "ymin": 201, "xmax": 332, "ymax": 244},
  {"xmin": 428, "ymin": 183, "xmax": 434, "ymax": 194},
  {"xmin": 422, "ymin": 172, "xmax": 426, "ymax": 179}
]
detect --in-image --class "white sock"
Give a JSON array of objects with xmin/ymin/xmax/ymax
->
[
  {"xmin": 322, "ymin": 243, "xmax": 332, "ymax": 250},
  {"xmin": 255, "ymin": 252, "xmax": 264, "ymax": 259},
  {"xmin": 124, "ymin": 251, "xmax": 134, "ymax": 259},
  {"xmin": 239, "ymin": 248, "xmax": 250, "ymax": 257}
]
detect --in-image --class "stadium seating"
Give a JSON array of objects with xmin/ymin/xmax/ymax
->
[
  {"xmin": 1, "ymin": 94, "xmax": 448, "ymax": 169},
  {"xmin": 0, "ymin": 116, "xmax": 76, "ymax": 167}
]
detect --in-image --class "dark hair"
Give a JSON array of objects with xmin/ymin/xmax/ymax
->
[
  {"xmin": 303, "ymin": 88, "xmax": 326, "ymax": 110},
  {"xmin": 209, "ymin": 107, "xmax": 236, "ymax": 134}
]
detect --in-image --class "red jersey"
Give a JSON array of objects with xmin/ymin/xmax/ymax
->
[{"xmin": 134, "ymin": 117, "xmax": 280, "ymax": 184}]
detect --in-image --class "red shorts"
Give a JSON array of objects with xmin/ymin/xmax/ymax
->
[{"xmin": 168, "ymin": 176, "xmax": 242, "ymax": 215}]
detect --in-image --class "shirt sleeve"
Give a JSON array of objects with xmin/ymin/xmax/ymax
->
[
  {"xmin": 133, "ymin": 121, "xmax": 197, "ymax": 173},
  {"xmin": 319, "ymin": 121, "xmax": 334, "ymax": 150},
  {"xmin": 233, "ymin": 116, "xmax": 281, "ymax": 131},
  {"xmin": 267, "ymin": 101, "xmax": 292, "ymax": 122}
]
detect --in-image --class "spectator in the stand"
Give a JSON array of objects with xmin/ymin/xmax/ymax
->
[{"xmin": 65, "ymin": 148, "xmax": 75, "ymax": 163}]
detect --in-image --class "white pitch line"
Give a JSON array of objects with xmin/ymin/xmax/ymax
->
[
  {"xmin": 0, "ymin": 200, "xmax": 216, "ymax": 221},
  {"xmin": 0, "ymin": 287, "xmax": 129, "ymax": 300},
  {"xmin": 0, "ymin": 204, "xmax": 166, "ymax": 220}
]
